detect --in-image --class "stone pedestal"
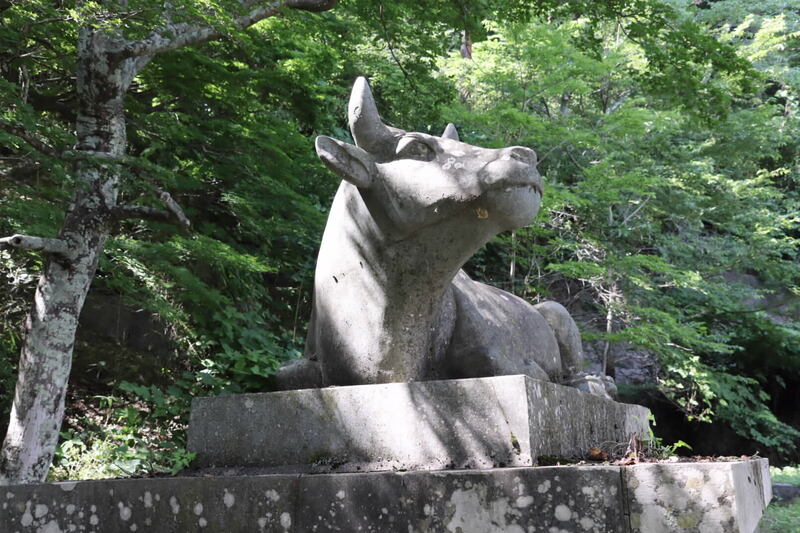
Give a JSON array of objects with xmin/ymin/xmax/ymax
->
[
  {"xmin": 0, "ymin": 459, "xmax": 771, "ymax": 532},
  {"xmin": 0, "ymin": 376, "xmax": 771, "ymax": 532},
  {"xmin": 187, "ymin": 375, "xmax": 651, "ymax": 473}
]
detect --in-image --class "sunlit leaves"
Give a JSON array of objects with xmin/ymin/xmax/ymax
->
[{"xmin": 445, "ymin": 8, "xmax": 800, "ymax": 457}]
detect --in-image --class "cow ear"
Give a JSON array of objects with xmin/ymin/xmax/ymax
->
[{"xmin": 315, "ymin": 136, "xmax": 376, "ymax": 189}]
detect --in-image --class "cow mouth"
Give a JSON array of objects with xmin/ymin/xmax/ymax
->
[{"xmin": 493, "ymin": 174, "xmax": 543, "ymax": 197}]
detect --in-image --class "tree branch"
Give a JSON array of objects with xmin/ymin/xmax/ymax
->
[
  {"xmin": 120, "ymin": 0, "xmax": 338, "ymax": 58},
  {"xmin": 112, "ymin": 205, "xmax": 174, "ymax": 222},
  {"xmin": 112, "ymin": 189, "xmax": 191, "ymax": 231},
  {"xmin": 62, "ymin": 149, "xmax": 125, "ymax": 162},
  {"xmin": 157, "ymin": 188, "xmax": 191, "ymax": 231},
  {"xmin": 606, "ymin": 90, "xmax": 632, "ymax": 115},
  {"xmin": 0, "ymin": 121, "xmax": 129, "ymax": 163},
  {"xmin": 621, "ymin": 196, "xmax": 651, "ymax": 226},
  {"xmin": 0, "ymin": 120, "xmax": 61, "ymax": 158},
  {"xmin": 377, "ymin": 1, "xmax": 414, "ymax": 89},
  {"xmin": 0, "ymin": 234, "xmax": 69, "ymax": 255}
]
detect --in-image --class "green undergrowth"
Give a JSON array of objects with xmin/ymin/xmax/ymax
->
[
  {"xmin": 48, "ymin": 385, "xmax": 197, "ymax": 481},
  {"xmin": 761, "ymin": 500, "xmax": 800, "ymax": 532},
  {"xmin": 771, "ymin": 465, "xmax": 800, "ymax": 486},
  {"xmin": 760, "ymin": 466, "xmax": 800, "ymax": 533}
]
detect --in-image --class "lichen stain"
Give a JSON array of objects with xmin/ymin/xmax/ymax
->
[
  {"xmin": 280, "ymin": 512, "xmax": 292, "ymax": 529},
  {"xmin": 685, "ymin": 476, "xmax": 703, "ymax": 490},
  {"xmin": 514, "ymin": 495, "xmax": 534, "ymax": 508},
  {"xmin": 554, "ymin": 504, "xmax": 571, "ymax": 521},
  {"xmin": 34, "ymin": 503, "xmax": 49, "ymax": 518},
  {"xmin": 20, "ymin": 501, "xmax": 34, "ymax": 527},
  {"xmin": 676, "ymin": 512, "xmax": 700, "ymax": 528},
  {"xmin": 169, "ymin": 496, "xmax": 180, "ymax": 515},
  {"xmin": 223, "ymin": 489, "xmax": 235, "ymax": 508},
  {"xmin": 39, "ymin": 519, "xmax": 63, "ymax": 533},
  {"xmin": 118, "ymin": 502, "xmax": 132, "ymax": 521},
  {"xmin": 445, "ymin": 487, "xmax": 523, "ymax": 533}
]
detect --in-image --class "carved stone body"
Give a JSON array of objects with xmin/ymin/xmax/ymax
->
[{"xmin": 276, "ymin": 78, "xmax": 601, "ymax": 393}]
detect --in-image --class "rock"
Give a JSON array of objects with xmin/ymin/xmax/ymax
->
[{"xmin": 772, "ymin": 482, "xmax": 800, "ymax": 502}]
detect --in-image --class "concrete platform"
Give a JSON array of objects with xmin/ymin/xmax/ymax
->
[
  {"xmin": 187, "ymin": 375, "xmax": 651, "ymax": 473},
  {"xmin": 1, "ymin": 459, "xmax": 770, "ymax": 532}
]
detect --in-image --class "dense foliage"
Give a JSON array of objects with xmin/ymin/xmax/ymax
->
[
  {"xmin": 1, "ymin": 0, "xmax": 798, "ymax": 477},
  {"xmin": 443, "ymin": 1, "xmax": 800, "ymax": 457}
]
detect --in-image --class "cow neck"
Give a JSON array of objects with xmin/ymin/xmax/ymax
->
[{"xmin": 312, "ymin": 181, "xmax": 492, "ymax": 383}]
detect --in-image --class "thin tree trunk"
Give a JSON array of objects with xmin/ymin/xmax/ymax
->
[
  {"xmin": 460, "ymin": 30, "xmax": 472, "ymax": 59},
  {"xmin": 0, "ymin": 0, "xmax": 339, "ymax": 486},
  {"xmin": 457, "ymin": 30, "xmax": 473, "ymax": 104},
  {"xmin": 601, "ymin": 304, "xmax": 613, "ymax": 377},
  {"xmin": 0, "ymin": 29, "xmax": 132, "ymax": 485},
  {"xmin": 601, "ymin": 280, "xmax": 619, "ymax": 378}
]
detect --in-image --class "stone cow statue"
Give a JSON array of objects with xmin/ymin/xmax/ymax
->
[{"xmin": 276, "ymin": 77, "xmax": 611, "ymax": 397}]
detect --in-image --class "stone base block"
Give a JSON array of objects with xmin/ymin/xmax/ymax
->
[
  {"xmin": 187, "ymin": 375, "xmax": 650, "ymax": 473},
  {"xmin": 625, "ymin": 459, "xmax": 772, "ymax": 533},
  {"xmin": 1, "ymin": 459, "xmax": 770, "ymax": 532}
]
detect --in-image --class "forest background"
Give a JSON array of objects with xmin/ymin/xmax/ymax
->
[{"xmin": 1, "ymin": 0, "xmax": 799, "ymax": 480}]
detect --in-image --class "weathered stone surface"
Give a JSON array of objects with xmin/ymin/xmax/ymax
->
[
  {"xmin": 444, "ymin": 272, "xmax": 560, "ymax": 382},
  {"xmin": 399, "ymin": 466, "xmax": 625, "ymax": 532},
  {"xmin": 0, "ymin": 460, "xmax": 769, "ymax": 532},
  {"xmin": 188, "ymin": 375, "xmax": 650, "ymax": 473},
  {"xmin": 0, "ymin": 467, "xmax": 627, "ymax": 532},
  {"xmin": 1, "ymin": 475, "xmax": 299, "ymax": 533},
  {"xmin": 276, "ymin": 77, "xmax": 610, "ymax": 392},
  {"xmin": 624, "ymin": 458, "xmax": 771, "ymax": 533}
]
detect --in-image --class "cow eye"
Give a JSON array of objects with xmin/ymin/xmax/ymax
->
[{"xmin": 395, "ymin": 137, "xmax": 435, "ymax": 161}]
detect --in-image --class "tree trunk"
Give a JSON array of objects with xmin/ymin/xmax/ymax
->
[
  {"xmin": 460, "ymin": 30, "xmax": 472, "ymax": 59},
  {"xmin": 0, "ymin": 29, "xmax": 133, "ymax": 485},
  {"xmin": 0, "ymin": 0, "xmax": 339, "ymax": 486}
]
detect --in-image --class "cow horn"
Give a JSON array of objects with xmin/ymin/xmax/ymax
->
[
  {"xmin": 442, "ymin": 123, "xmax": 460, "ymax": 141},
  {"xmin": 349, "ymin": 77, "xmax": 393, "ymax": 153}
]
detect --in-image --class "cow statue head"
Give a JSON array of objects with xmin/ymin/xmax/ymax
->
[{"xmin": 314, "ymin": 77, "xmax": 543, "ymax": 241}]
